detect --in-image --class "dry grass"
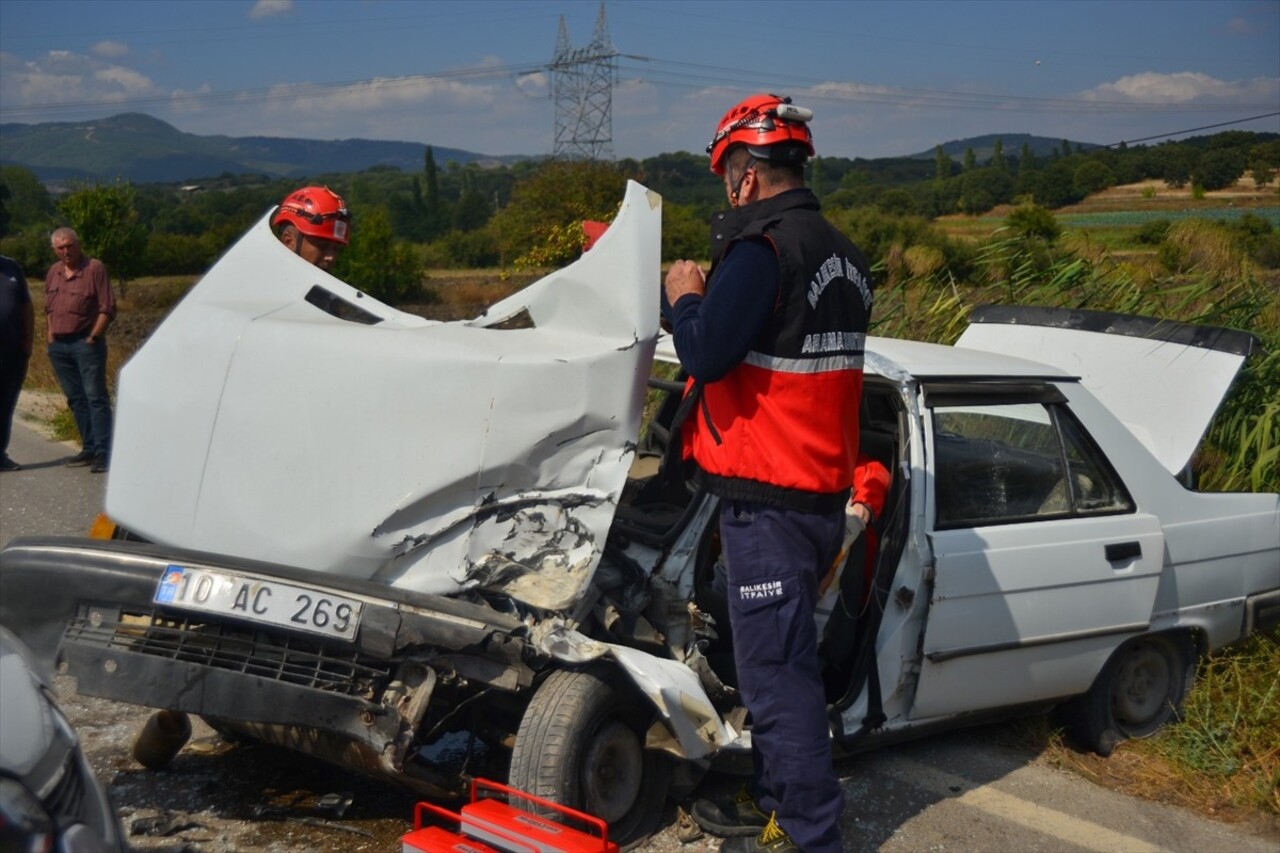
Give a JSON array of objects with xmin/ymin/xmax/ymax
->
[
  {"xmin": 1057, "ymin": 177, "xmax": 1280, "ymax": 214},
  {"xmin": 935, "ymin": 176, "xmax": 1280, "ymax": 244}
]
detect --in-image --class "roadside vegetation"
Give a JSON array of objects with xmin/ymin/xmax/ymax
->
[{"xmin": 3, "ymin": 130, "xmax": 1278, "ymax": 827}]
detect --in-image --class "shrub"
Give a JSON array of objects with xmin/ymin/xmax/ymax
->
[
  {"xmin": 1006, "ymin": 204, "xmax": 1061, "ymax": 242},
  {"xmin": 0, "ymin": 227, "xmax": 53, "ymax": 276},
  {"xmin": 425, "ymin": 229, "xmax": 500, "ymax": 269},
  {"xmin": 1251, "ymin": 233, "xmax": 1280, "ymax": 269},
  {"xmin": 145, "ymin": 233, "xmax": 216, "ymax": 275},
  {"xmin": 1135, "ymin": 218, "xmax": 1172, "ymax": 245}
]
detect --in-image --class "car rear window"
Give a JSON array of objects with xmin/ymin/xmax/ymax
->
[{"xmin": 932, "ymin": 401, "xmax": 1133, "ymax": 528}]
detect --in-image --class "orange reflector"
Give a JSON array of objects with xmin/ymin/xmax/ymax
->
[{"xmin": 88, "ymin": 513, "xmax": 118, "ymax": 539}]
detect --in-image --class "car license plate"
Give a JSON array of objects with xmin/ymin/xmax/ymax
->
[{"xmin": 153, "ymin": 565, "xmax": 362, "ymax": 642}]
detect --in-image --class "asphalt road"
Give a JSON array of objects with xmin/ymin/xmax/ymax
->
[{"xmin": 1, "ymin": 417, "xmax": 1277, "ymax": 853}]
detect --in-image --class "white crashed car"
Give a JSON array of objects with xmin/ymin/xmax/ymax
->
[{"xmin": 0, "ymin": 181, "xmax": 1276, "ymax": 844}]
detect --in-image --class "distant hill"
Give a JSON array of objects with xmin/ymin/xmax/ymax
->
[
  {"xmin": 0, "ymin": 113, "xmax": 1104, "ymax": 186},
  {"xmin": 0, "ymin": 113, "xmax": 524, "ymax": 184},
  {"xmin": 910, "ymin": 133, "xmax": 1100, "ymax": 162}
]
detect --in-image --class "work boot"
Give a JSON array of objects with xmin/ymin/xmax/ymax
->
[
  {"xmin": 690, "ymin": 785, "xmax": 769, "ymax": 837},
  {"xmin": 719, "ymin": 813, "xmax": 799, "ymax": 853},
  {"xmin": 65, "ymin": 449, "xmax": 94, "ymax": 467}
]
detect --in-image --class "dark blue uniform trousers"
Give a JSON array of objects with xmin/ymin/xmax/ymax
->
[{"xmin": 721, "ymin": 499, "xmax": 845, "ymax": 853}]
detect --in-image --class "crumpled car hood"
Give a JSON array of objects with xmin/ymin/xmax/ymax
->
[{"xmin": 106, "ymin": 181, "xmax": 662, "ymax": 611}]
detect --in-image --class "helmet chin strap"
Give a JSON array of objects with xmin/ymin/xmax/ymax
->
[{"xmin": 728, "ymin": 156, "xmax": 758, "ymax": 207}]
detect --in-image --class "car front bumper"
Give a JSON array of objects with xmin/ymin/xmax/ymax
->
[{"xmin": 0, "ymin": 536, "xmax": 535, "ymax": 792}]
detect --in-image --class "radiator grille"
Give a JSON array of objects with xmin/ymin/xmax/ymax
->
[{"xmin": 64, "ymin": 610, "xmax": 389, "ymax": 697}]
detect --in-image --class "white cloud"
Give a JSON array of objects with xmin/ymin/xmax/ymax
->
[
  {"xmin": 94, "ymin": 66, "xmax": 155, "ymax": 97},
  {"xmin": 249, "ymin": 0, "xmax": 292, "ymax": 20},
  {"xmin": 1081, "ymin": 71, "xmax": 1280, "ymax": 104},
  {"xmin": 0, "ymin": 49, "xmax": 162, "ymax": 113},
  {"xmin": 91, "ymin": 40, "xmax": 129, "ymax": 59}
]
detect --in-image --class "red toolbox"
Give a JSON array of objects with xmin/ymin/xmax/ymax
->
[{"xmin": 402, "ymin": 779, "xmax": 618, "ymax": 853}]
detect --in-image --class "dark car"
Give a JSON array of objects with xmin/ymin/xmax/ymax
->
[{"xmin": 0, "ymin": 625, "xmax": 125, "ymax": 852}]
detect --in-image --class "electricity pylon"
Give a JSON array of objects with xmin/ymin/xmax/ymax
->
[{"xmin": 550, "ymin": 3, "xmax": 616, "ymax": 161}]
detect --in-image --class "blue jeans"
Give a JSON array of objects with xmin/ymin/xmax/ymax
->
[
  {"xmin": 48, "ymin": 337, "xmax": 113, "ymax": 456},
  {"xmin": 721, "ymin": 499, "xmax": 845, "ymax": 853}
]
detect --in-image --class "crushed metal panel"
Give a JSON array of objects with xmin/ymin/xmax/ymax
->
[
  {"xmin": 531, "ymin": 623, "xmax": 735, "ymax": 760},
  {"xmin": 957, "ymin": 306, "xmax": 1258, "ymax": 477},
  {"xmin": 107, "ymin": 181, "xmax": 662, "ymax": 610}
]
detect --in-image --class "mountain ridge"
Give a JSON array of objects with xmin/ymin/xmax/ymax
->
[
  {"xmin": 0, "ymin": 112, "xmax": 523, "ymax": 184},
  {"xmin": 1, "ymin": 112, "xmax": 1099, "ymax": 184}
]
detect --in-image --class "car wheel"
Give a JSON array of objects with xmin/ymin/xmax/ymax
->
[
  {"xmin": 133, "ymin": 710, "xmax": 192, "ymax": 769},
  {"xmin": 509, "ymin": 665, "xmax": 668, "ymax": 845},
  {"xmin": 1070, "ymin": 634, "xmax": 1194, "ymax": 756}
]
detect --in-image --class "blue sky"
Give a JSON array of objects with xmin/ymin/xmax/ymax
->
[{"xmin": 1, "ymin": 0, "xmax": 1277, "ymax": 161}]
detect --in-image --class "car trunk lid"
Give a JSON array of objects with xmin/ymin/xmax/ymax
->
[{"xmin": 956, "ymin": 305, "xmax": 1261, "ymax": 477}]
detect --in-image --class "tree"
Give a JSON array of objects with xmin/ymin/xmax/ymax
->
[
  {"xmin": 487, "ymin": 160, "xmax": 629, "ymax": 266},
  {"xmin": 1160, "ymin": 146, "xmax": 1195, "ymax": 189},
  {"xmin": 423, "ymin": 146, "xmax": 447, "ymax": 239},
  {"xmin": 1018, "ymin": 142, "xmax": 1035, "ymax": 178},
  {"xmin": 333, "ymin": 205, "xmax": 421, "ymax": 303},
  {"xmin": 963, "ymin": 147, "xmax": 977, "ymax": 172},
  {"xmin": 874, "ymin": 188, "xmax": 917, "ymax": 216},
  {"xmin": 0, "ymin": 165, "xmax": 55, "ymax": 233},
  {"xmin": 1250, "ymin": 160, "xmax": 1276, "ymax": 188},
  {"xmin": 57, "ymin": 180, "xmax": 148, "ymax": 286},
  {"xmin": 1073, "ymin": 160, "xmax": 1115, "ymax": 196},
  {"xmin": 1192, "ymin": 149, "xmax": 1246, "ymax": 191},
  {"xmin": 452, "ymin": 169, "xmax": 493, "ymax": 231},
  {"xmin": 662, "ymin": 202, "xmax": 705, "ymax": 262},
  {"xmin": 957, "ymin": 167, "xmax": 1014, "ymax": 214},
  {"xmin": 934, "ymin": 145, "xmax": 951, "ymax": 182},
  {"xmin": 1024, "ymin": 159, "xmax": 1084, "ymax": 208},
  {"xmin": 991, "ymin": 138, "xmax": 1006, "ymax": 171}
]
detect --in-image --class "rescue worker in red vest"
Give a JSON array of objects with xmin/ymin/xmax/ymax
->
[
  {"xmin": 271, "ymin": 185, "xmax": 350, "ymax": 272},
  {"xmin": 662, "ymin": 94, "xmax": 872, "ymax": 853}
]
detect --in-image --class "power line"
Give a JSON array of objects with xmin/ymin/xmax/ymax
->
[
  {"xmin": 1105, "ymin": 112, "xmax": 1280, "ymax": 147},
  {"xmin": 1, "ymin": 50, "xmax": 1273, "ymax": 133}
]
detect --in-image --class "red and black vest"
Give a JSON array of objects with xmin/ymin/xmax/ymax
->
[{"xmin": 684, "ymin": 189, "xmax": 872, "ymax": 512}]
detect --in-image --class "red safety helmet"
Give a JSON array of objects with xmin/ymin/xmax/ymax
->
[
  {"xmin": 706, "ymin": 93, "xmax": 815, "ymax": 176},
  {"xmin": 272, "ymin": 186, "xmax": 350, "ymax": 245}
]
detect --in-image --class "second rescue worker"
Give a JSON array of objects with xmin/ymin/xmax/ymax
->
[
  {"xmin": 271, "ymin": 185, "xmax": 350, "ymax": 271},
  {"xmin": 662, "ymin": 94, "xmax": 872, "ymax": 852}
]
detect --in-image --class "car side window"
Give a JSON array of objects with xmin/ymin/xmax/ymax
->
[{"xmin": 933, "ymin": 402, "xmax": 1132, "ymax": 528}]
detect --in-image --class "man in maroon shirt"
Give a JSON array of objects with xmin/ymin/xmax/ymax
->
[{"xmin": 45, "ymin": 227, "xmax": 116, "ymax": 473}]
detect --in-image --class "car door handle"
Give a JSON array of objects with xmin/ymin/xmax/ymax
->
[{"xmin": 1105, "ymin": 541, "xmax": 1142, "ymax": 562}]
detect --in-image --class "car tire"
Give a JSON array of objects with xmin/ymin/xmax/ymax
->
[
  {"xmin": 509, "ymin": 665, "xmax": 669, "ymax": 845},
  {"xmin": 1069, "ymin": 634, "xmax": 1194, "ymax": 756},
  {"xmin": 133, "ymin": 710, "xmax": 192, "ymax": 769}
]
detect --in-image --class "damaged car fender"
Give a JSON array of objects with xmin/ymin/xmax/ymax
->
[{"xmin": 531, "ymin": 622, "xmax": 736, "ymax": 761}]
